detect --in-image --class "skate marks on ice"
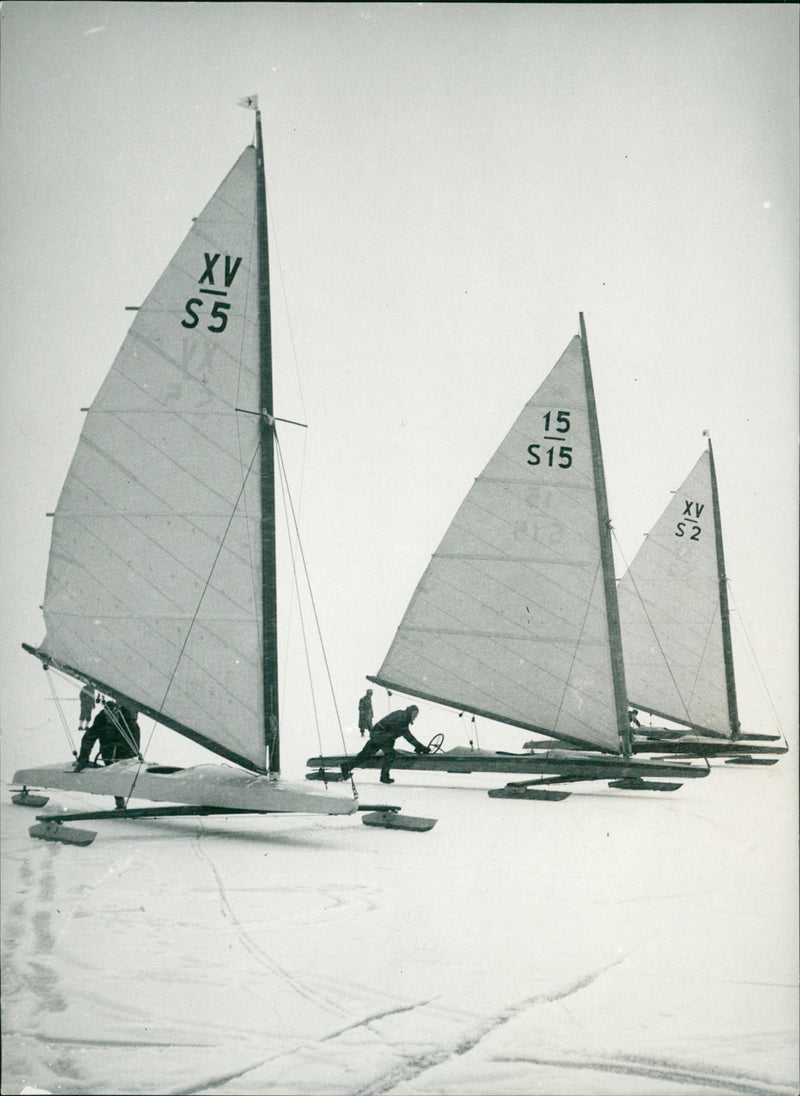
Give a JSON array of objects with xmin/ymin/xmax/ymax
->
[
  {"xmin": 2, "ymin": 840, "xmax": 216, "ymax": 1095},
  {"xmin": 3, "ymin": 848, "xmax": 68, "ymax": 1017},
  {"xmin": 349, "ymin": 954, "xmax": 626, "ymax": 1095},
  {"xmin": 489, "ymin": 1052, "xmax": 797, "ymax": 1096},
  {"xmin": 163, "ymin": 994, "xmax": 442, "ymax": 1096},
  {"xmin": 179, "ymin": 956, "xmax": 635, "ymax": 1095},
  {"xmin": 360, "ymin": 953, "xmax": 795, "ymax": 1096},
  {"xmin": 189, "ymin": 825, "xmax": 386, "ymax": 1019},
  {"xmin": 2, "ymin": 846, "xmax": 82, "ymax": 1091}
]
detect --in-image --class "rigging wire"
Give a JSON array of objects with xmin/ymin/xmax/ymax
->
[
  {"xmin": 611, "ymin": 528, "xmax": 707, "ymax": 744},
  {"xmin": 274, "ymin": 427, "xmax": 324, "ymax": 754},
  {"xmin": 44, "ymin": 667, "xmax": 79, "ymax": 756},
  {"xmin": 272, "ymin": 427, "xmax": 303, "ymax": 736},
  {"xmin": 471, "ymin": 713, "xmax": 481, "ymax": 751},
  {"xmin": 101, "ymin": 702, "xmax": 142, "ymax": 759},
  {"xmin": 727, "ymin": 583, "xmax": 787, "ymax": 742},
  {"xmin": 273, "ymin": 429, "xmax": 349, "ymax": 757},
  {"xmin": 610, "ymin": 530, "xmax": 712, "ymax": 774},
  {"xmin": 264, "ymin": 170, "xmax": 309, "ymax": 431}
]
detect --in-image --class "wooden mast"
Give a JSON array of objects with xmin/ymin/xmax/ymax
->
[
  {"xmin": 579, "ymin": 313, "xmax": 631, "ymax": 755},
  {"xmin": 707, "ymin": 437, "xmax": 740, "ymax": 739},
  {"xmin": 254, "ymin": 109, "xmax": 280, "ymax": 773}
]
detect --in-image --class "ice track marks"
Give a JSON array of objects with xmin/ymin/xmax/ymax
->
[{"xmin": 357, "ymin": 954, "xmax": 626, "ymax": 1094}]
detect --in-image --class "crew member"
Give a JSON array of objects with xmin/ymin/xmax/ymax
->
[{"xmin": 342, "ymin": 705, "xmax": 429, "ymax": 784}]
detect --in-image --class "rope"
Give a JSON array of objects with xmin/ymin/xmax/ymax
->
[
  {"xmin": 471, "ymin": 713, "xmax": 480, "ymax": 751},
  {"xmin": 727, "ymin": 583, "xmax": 787, "ymax": 742},
  {"xmin": 101, "ymin": 703, "xmax": 142, "ymax": 759},
  {"xmin": 273, "ymin": 430, "xmax": 349, "ymax": 758},
  {"xmin": 44, "ymin": 667, "xmax": 79, "ymax": 756},
  {"xmin": 274, "ymin": 428, "xmax": 324, "ymax": 752},
  {"xmin": 610, "ymin": 531, "xmax": 713, "ymax": 772},
  {"xmin": 611, "ymin": 529, "xmax": 704, "ymax": 741}
]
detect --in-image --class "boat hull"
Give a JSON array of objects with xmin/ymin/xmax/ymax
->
[
  {"xmin": 633, "ymin": 728, "xmax": 781, "ymax": 743},
  {"xmin": 524, "ymin": 735, "xmax": 786, "ymax": 758},
  {"xmin": 306, "ymin": 747, "xmax": 709, "ymax": 780},
  {"xmin": 633, "ymin": 739, "xmax": 786, "ymax": 757},
  {"xmin": 12, "ymin": 761, "xmax": 357, "ymax": 815}
]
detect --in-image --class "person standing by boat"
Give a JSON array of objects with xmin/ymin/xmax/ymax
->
[
  {"xmin": 78, "ymin": 683, "xmax": 96, "ymax": 731},
  {"xmin": 628, "ymin": 709, "xmax": 642, "ymax": 729},
  {"xmin": 341, "ymin": 705, "xmax": 429, "ymax": 784},
  {"xmin": 358, "ymin": 688, "xmax": 374, "ymax": 738}
]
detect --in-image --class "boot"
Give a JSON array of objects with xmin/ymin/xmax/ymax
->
[{"xmin": 380, "ymin": 774, "xmax": 394, "ymax": 784}]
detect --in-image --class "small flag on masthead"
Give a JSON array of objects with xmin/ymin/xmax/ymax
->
[{"xmin": 238, "ymin": 95, "xmax": 259, "ymax": 110}]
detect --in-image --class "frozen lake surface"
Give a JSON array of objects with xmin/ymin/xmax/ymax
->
[{"xmin": 2, "ymin": 747, "xmax": 797, "ymax": 1096}]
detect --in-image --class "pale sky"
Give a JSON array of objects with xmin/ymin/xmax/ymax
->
[{"xmin": 1, "ymin": 2, "xmax": 797, "ymax": 770}]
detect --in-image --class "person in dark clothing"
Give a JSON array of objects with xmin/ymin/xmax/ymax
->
[
  {"xmin": 74, "ymin": 703, "xmax": 141, "ymax": 769},
  {"xmin": 358, "ymin": 688, "xmax": 374, "ymax": 737},
  {"xmin": 628, "ymin": 709, "xmax": 642, "ymax": 729},
  {"xmin": 341, "ymin": 705, "xmax": 429, "ymax": 784},
  {"xmin": 78, "ymin": 684, "xmax": 96, "ymax": 731},
  {"xmin": 74, "ymin": 703, "xmax": 141, "ymax": 809}
]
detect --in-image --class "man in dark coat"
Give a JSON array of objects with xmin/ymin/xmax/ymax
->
[
  {"xmin": 341, "ymin": 705, "xmax": 429, "ymax": 784},
  {"xmin": 358, "ymin": 688, "xmax": 374, "ymax": 737},
  {"xmin": 74, "ymin": 703, "xmax": 141, "ymax": 769}
]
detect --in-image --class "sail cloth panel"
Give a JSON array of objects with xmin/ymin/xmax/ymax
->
[
  {"xmin": 374, "ymin": 336, "xmax": 622, "ymax": 752},
  {"xmin": 618, "ymin": 451, "xmax": 730, "ymax": 736},
  {"xmin": 40, "ymin": 148, "xmax": 268, "ymax": 770}
]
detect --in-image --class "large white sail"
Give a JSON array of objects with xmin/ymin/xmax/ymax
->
[
  {"xmin": 617, "ymin": 449, "xmax": 733, "ymax": 736},
  {"xmin": 39, "ymin": 147, "xmax": 268, "ymax": 770},
  {"xmin": 372, "ymin": 334, "xmax": 625, "ymax": 752}
]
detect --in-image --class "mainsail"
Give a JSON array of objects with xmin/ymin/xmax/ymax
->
[
  {"xmin": 617, "ymin": 441, "xmax": 739, "ymax": 737},
  {"xmin": 34, "ymin": 132, "xmax": 278, "ymax": 772},
  {"xmin": 370, "ymin": 317, "xmax": 630, "ymax": 753}
]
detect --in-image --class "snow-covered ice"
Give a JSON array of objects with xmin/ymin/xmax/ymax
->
[{"xmin": 2, "ymin": 739, "xmax": 797, "ymax": 1096}]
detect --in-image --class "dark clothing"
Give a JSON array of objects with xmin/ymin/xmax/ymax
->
[
  {"xmin": 77, "ymin": 706, "xmax": 140, "ymax": 767},
  {"xmin": 628, "ymin": 710, "xmax": 641, "ymax": 729},
  {"xmin": 79, "ymin": 685, "xmax": 95, "ymax": 726},
  {"xmin": 345, "ymin": 707, "xmax": 427, "ymax": 781},
  {"xmin": 358, "ymin": 692, "xmax": 373, "ymax": 736}
]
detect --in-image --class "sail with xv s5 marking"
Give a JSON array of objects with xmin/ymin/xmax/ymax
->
[
  {"xmin": 16, "ymin": 105, "xmax": 359, "ymax": 835},
  {"xmin": 35, "ymin": 146, "xmax": 271, "ymax": 771}
]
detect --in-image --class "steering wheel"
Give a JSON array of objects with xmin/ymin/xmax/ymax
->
[{"xmin": 427, "ymin": 732, "xmax": 444, "ymax": 754}]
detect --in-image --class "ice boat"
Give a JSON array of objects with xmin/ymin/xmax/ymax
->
[
  {"xmin": 14, "ymin": 100, "xmax": 361, "ymax": 840},
  {"xmin": 616, "ymin": 441, "xmax": 787, "ymax": 763},
  {"xmin": 308, "ymin": 316, "xmax": 710, "ymax": 797}
]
